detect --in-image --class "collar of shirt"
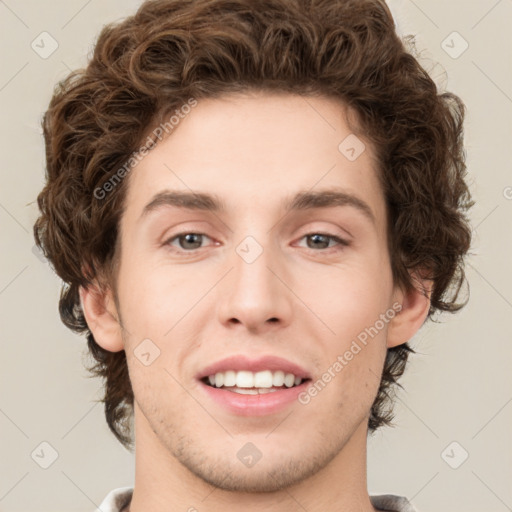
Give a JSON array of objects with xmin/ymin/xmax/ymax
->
[{"xmin": 97, "ymin": 487, "xmax": 420, "ymax": 512}]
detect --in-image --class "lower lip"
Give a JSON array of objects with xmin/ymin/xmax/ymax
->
[{"xmin": 198, "ymin": 380, "xmax": 311, "ymax": 416}]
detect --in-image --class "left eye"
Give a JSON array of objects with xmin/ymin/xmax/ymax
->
[
  {"xmin": 164, "ymin": 232, "xmax": 348, "ymax": 252},
  {"xmin": 297, "ymin": 233, "xmax": 349, "ymax": 250}
]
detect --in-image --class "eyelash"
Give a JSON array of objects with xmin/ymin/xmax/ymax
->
[{"xmin": 163, "ymin": 232, "xmax": 350, "ymax": 255}]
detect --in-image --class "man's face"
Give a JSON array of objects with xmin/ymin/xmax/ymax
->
[{"xmin": 113, "ymin": 92, "xmax": 400, "ymax": 491}]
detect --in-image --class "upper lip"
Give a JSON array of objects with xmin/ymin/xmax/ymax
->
[{"xmin": 196, "ymin": 355, "xmax": 312, "ymax": 381}]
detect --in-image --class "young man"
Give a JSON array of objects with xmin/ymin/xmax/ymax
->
[{"xmin": 33, "ymin": 0, "xmax": 473, "ymax": 511}]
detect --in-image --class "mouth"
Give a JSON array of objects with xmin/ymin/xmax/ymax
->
[
  {"xmin": 195, "ymin": 355, "xmax": 313, "ymax": 416},
  {"xmin": 200, "ymin": 370, "xmax": 311, "ymax": 394}
]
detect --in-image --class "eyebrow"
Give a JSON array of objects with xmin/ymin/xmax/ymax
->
[{"xmin": 139, "ymin": 188, "xmax": 376, "ymax": 225}]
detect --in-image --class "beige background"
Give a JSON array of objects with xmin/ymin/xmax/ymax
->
[{"xmin": 0, "ymin": 1, "xmax": 511, "ymax": 511}]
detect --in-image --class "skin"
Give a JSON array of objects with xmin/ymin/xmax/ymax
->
[{"xmin": 80, "ymin": 92, "xmax": 431, "ymax": 512}]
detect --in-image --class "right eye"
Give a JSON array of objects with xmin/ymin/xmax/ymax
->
[{"xmin": 164, "ymin": 232, "xmax": 215, "ymax": 252}]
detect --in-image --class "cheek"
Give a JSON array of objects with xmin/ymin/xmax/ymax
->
[
  {"xmin": 298, "ymin": 260, "xmax": 392, "ymax": 338},
  {"xmin": 298, "ymin": 257, "xmax": 393, "ymax": 400},
  {"xmin": 117, "ymin": 252, "xmax": 188, "ymax": 330},
  {"xmin": 117, "ymin": 258, "xmax": 206, "ymax": 377}
]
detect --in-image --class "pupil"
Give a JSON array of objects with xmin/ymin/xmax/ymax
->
[
  {"xmin": 181, "ymin": 233, "xmax": 202, "ymax": 249},
  {"xmin": 308, "ymin": 234, "xmax": 328, "ymax": 249}
]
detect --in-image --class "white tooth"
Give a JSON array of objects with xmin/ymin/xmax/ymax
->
[
  {"xmin": 236, "ymin": 371, "xmax": 254, "ymax": 388},
  {"xmin": 258, "ymin": 388, "xmax": 278, "ymax": 394},
  {"xmin": 208, "ymin": 370, "xmax": 301, "ymax": 389},
  {"xmin": 284, "ymin": 373, "xmax": 295, "ymax": 388},
  {"xmin": 272, "ymin": 370, "xmax": 285, "ymax": 387},
  {"xmin": 230, "ymin": 388, "xmax": 258, "ymax": 394},
  {"xmin": 254, "ymin": 370, "xmax": 273, "ymax": 388},
  {"xmin": 224, "ymin": 370, "xmax": 236, "ymax": 387}
]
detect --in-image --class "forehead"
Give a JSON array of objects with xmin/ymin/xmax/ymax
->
[{"xmin": 121, "ymin": 92, "xmax": 386, "ymax": 229}]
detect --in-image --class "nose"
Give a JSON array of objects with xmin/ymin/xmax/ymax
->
[{"xmin": 216, "ymin": 235, "xmax": 293, "ymax": 334}]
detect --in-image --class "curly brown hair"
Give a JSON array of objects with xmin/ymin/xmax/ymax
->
[{"xmin": 33, "ymin": 0, "xmax": 474, "ymax": 451}]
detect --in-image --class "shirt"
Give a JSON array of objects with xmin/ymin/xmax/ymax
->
[{"xmin": 97, "ymin": 487, "xmax": 419, "ymax": 511}]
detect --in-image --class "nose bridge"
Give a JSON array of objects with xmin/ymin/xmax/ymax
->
[
  {"xmin": 234, "ymin": 234, "xmax": 274, "ymax": 293},
  {"xmin": 217, "ymin": 231, "xmax": 292, "ymax": 329}
]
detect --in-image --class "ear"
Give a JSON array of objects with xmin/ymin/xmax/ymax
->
[
  {"xmin": 79, "ymin": 280, "xmax": 124, "ymax": 352},
  {"xmin": 386, "ymin": 271, "xmax": 433, "ymax": 349}
]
